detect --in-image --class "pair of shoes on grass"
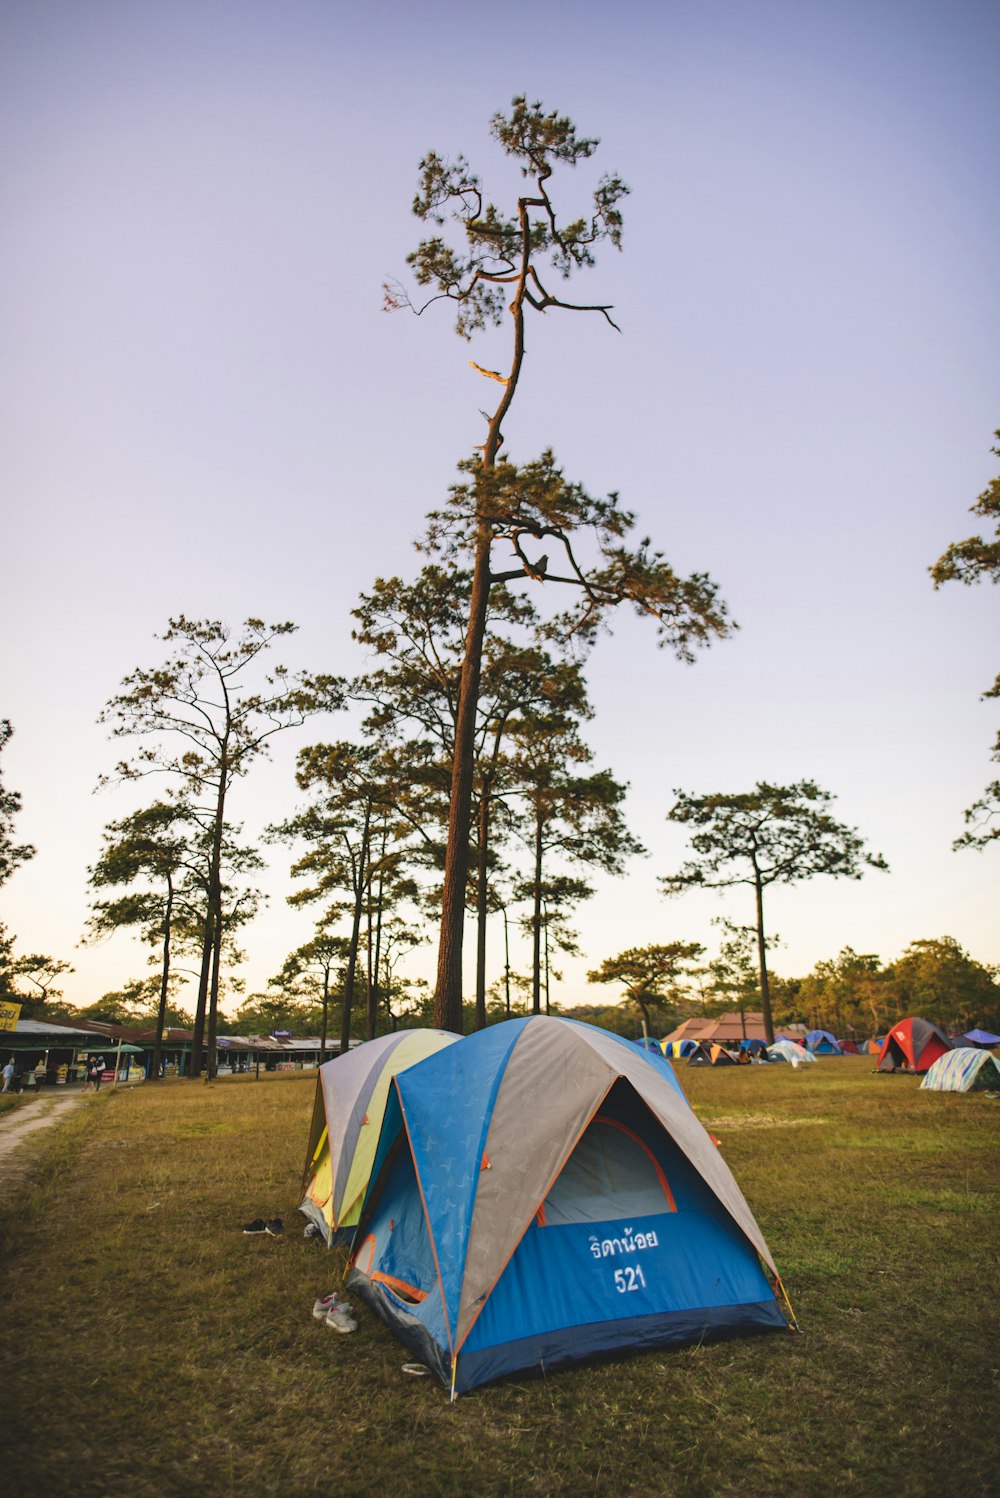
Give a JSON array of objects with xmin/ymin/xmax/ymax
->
[
  {"xmin": 242, "ymin": 1218, "xmax": 283, "ymax": 1237},
  {"xmin": 312, "ymin": 1292, "xmax": 357, "ymax": 1333}
]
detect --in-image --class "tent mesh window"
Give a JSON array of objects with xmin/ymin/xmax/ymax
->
[{"xmin": 541, "ymin": 1115, "xmax": 675, "ymax": 1226}]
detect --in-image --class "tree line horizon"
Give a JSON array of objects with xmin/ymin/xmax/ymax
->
[{"xmin": 2, "ymin": 99, "xmax": 997, "ymax": 1067}]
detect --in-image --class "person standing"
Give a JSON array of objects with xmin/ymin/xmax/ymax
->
[
  {"xmin": 33, "ymin": 1058, "xmax": 47, "ymax": 1090},
  {"xmin": 2, "ymin": 1057, "xmax": 14, "ymax": 1093}
]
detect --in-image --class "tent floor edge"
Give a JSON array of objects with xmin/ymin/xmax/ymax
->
[{"xmin": 452, "ymin": 1300, "xmax": 789, "ymax": 1395}]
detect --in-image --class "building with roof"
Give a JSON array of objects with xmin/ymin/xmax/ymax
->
[{"xmin": 662, "ymin": 1013, "xmax": 807, "ymax": 1046}]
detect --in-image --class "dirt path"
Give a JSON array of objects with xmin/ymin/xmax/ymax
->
[{"xmin": 0, "ymin": 1091, "xmax": 91, "ymax": 1191}]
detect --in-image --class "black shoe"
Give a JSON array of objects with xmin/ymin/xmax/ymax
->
[
  {"xmin": 242, "ymin": 1218, "xmax": 267, "ymax": 1234},
  {"xmin": 265, "ymin": 1219, "xmax": 284, "ymax": 1237}
]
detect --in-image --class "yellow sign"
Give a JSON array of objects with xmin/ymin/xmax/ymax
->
[{"xmin": 0, "ymin": 1000, "xmax": 22, "ymax": 1032}]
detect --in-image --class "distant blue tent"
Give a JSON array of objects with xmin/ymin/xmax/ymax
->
[
  {"xmin": 805, "ymin": 1030, "xmax": 843, "ymax": 1055},
  {"xmin": 962, "ymin": 1028, "xmax": 1000, "ymax": 1048},
  {"xmin": 348, "ymin": 1016, "xmax": 791, "ymax": 1396},
  {"xmin": 739, "ymin": 1039, "xmax": 769, "ymax": 1057}
]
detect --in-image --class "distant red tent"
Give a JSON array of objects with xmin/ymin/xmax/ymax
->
[
  {"xmin": 838, "ymin": 1040, "xmax": 860, "ymax": 1054},
  {"xmin": 876, "ymin": 1018, "xmax": 951, "ymax": 1074}
]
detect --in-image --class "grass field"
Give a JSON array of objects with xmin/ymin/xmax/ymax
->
[{"xmin": 1, "ymin": 1055, "xmax": 997, "ymax": 1497}]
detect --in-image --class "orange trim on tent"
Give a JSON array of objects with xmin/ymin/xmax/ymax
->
[
  {"xmin": 371, "ymin": 1270, "xmax": 428, "ymax": 1304},
  {"xmin": 357, "ymin": 1233, "xmax": 377, "ymax": 1276},
  {"xmin": 592, "ymin": 1113, "xmax": 677, "ymax": 1213},
  {"xmin": 307, "ymin": 1180, "xmax": 332, "ymax": 1209}
]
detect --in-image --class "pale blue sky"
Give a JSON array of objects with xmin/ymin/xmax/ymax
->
[{"xmin": 3, "ymin": 0, "xmax": 998, "ymax": 1012}]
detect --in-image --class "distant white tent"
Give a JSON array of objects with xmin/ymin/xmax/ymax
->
[
  {"xmin": 920, "ymin": 1047, "xmax": 1000, "ymax": 1093},
  {"xmin": 767, "ymin": 1040, "xmax": 815, "ymax": 1068}
]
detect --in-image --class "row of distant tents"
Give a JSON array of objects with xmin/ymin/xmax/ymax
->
[{"xmin": 658, "ymin": 1018, "xmax": 1000, "ymax": 1090}]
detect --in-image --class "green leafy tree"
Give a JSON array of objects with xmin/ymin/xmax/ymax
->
[
  {"xmin": 0, "ymin": 925, "xmax": 18, "ymax": 1002},
  {"xmin": 230, "ymin": 991, "xmax": 319, "ymax": 1036},
  {"xmin": 508, "ymin": 710, "xmax": 642, "ymax": 1014},
  {"xmin": 88, "ymin": 800, "xmax": 263, "ymax": 1078},
  {"xmin": 99, "ymin": 616, "xmax": 341, "ymax": 1077},
  {"xmin": 3, "ymin": 951, "xmax": 74, "ymax": 1018},
  {"xmin": 794, "ymin": 947, "xmax": 895, "ymax": 1037},
  {"xmin": 390, "ymin": 97, "xmax": 733, "ymax": 1032},
  {"xmin": 661, "ymin": 781, "xmax": 888, "ymax": 1044},
  {"xmin": 354, "ymin": 565, "xmax": 589, "ymax": 1026},
  {"xmin": 705, "ymin": 921, "xmax": 764, "ymax": 1030},
  {"xmin": 371, "ymin": 916, "xmax": 424, "ymax": 1031},
  {"xmin": 553, "ymin": 1000, "xmax": 636, "ymax": 1039},
  {"xmin": 0, "ymin": 720, "xmax": 35, "ymax": 886},
  {"xmin": 931, "ymin": 428, "xmax": 1000, "ymax": 849},
  {"xmin": 271, "ymin": 742, "xmax": 418, "ymax": 1054},
  {"xmin": 587, "ymin": 942, "xmax": 705, "ymax": 1039},
  {"xmin": 887, "ymin": 936, "xmax": 1000, "ymax": 1033},
  {"xmin": 68, "ymin": 976, "xmax": 194, "ymax": 1028},
  {"xmin": 86, "ymin": 800, "xmax": 202, "ymax": 1080},
  {"xmin": 525, "ymin": 891, "xmax": 582, "ymax": 1017},
  {"xmin": 270, "ymin": 931, "xmax": 349, "ymax": 1061}
]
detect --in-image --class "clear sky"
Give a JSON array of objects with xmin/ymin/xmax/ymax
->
[{"xmin": 3, "ymin": 0, "xmax": 998, "ymax": 1015}]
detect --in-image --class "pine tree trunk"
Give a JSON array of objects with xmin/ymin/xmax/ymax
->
[
  {"xmin": 340, "ymin": 799, "xmax": 372, "ymax": 1055},
  {"xmin": 433, "ymin": 528, "xmax": 493, "ymax": 1032},
  {"xmin": 544, "ymin": 908, "xmax": 550, "ymax": 1015},
  {"xmin": 531, "ymin": 810, "xmax": 543, "ymax": 1015},
  {"xmin": 191, "ymin": 756, "xmax": 228, "ymax": 1078},
  {"xmin": 320, "ymin": 968, "xmax": 330, "ymax": 1063},
  {"xmin": 365, "ymin": 878, "xmax": 374, "ymax": 1042},
  {"xmin": 475, "ymin": 785, "xmax": 490, "ymax": 1030},
  {"xmin": 503, "ymin": 905, "xmax": 511, "ymax": 1017},
  {"xmin": 370, "ymin": 866, "xmax": 385, "ymax": 1041},
  {"xmin": 434, "ymin": 193, "xmax": 530, "ymax": 1033},
  {"xmin": 206, "ymin": 909, "xmax": 223, "ymax": 1081},
  {"xmin": 152, "ymin": 875, "xmax": 173, "ymax": 1083},
  {"xmin": 190, "ymin": 910, "xmax": 213, "ymax": 1078},
  {"xmin": 753, "ymin": 861, "xmax": 775, "ymax": 1045}
]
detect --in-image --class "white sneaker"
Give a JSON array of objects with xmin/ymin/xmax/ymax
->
[
  {"xmin": 325, "ymin": 1301, "xmax": 358, "ymax": 1334},
  {"xmin": 326, "ymin": 1306, "xmax": 357, "ymax": 1330},
  {"xmin": 313, "ymin": 1291, "xmax": 356, "ymax": 1324}
]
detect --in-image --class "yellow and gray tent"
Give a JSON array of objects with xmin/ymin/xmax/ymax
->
[{"xmin": 300, "ymin": 1029, "xmax": 458, "ymax": 1244}]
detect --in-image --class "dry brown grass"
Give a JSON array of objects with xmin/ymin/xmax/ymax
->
[{"xmin": 1, "ymin": 1058, "xmax": 997, "ymax": 1497}]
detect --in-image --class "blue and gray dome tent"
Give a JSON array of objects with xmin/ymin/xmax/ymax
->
[
  {"xmin": 805, "ymin": 1030, "xmax": 843, "ymax": 1054},
  {"xmin": 347, "ymin": 1016, "xmax": 793, "ymax": 1397}
]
